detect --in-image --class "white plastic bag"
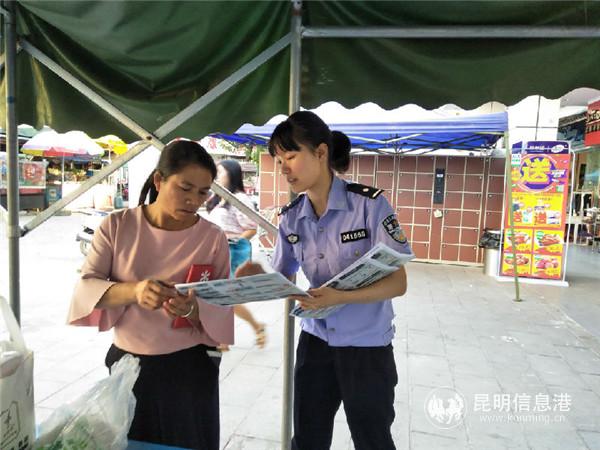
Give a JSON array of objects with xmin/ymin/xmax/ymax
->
[
  {"xmin": 1, "ymin": 296, "xmax": 35, "ymax": 450},
  {"xmin": 35, "ymin": 354, "xmax": 140, "ymax": 450}
]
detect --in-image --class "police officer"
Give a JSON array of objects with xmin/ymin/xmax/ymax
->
[{"xmin": 236, "ymin": 111, "xmax": 411, "ymax": 450}]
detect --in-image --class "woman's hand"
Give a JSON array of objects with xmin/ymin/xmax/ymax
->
[
  {"xmin": 291, "ymin": 287, "xmax": 345, "ymax": 310},
  {"xmin": 134, "ymin": 280, "xmax": 178, "ymax": 311},
  {"xmin": 162, "ymin": 289, "xmax": 198, "ymax": 320},
  {"xmin": 235, "ymin": 261, "xmax": 265, "ymax": 278}
]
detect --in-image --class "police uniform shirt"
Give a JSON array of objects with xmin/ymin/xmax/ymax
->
[{"xmin": 272, "ymin": 176, "xmax": 412, "ymax": 347}]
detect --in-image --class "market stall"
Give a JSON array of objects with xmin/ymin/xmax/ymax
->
[
  {"xmin": 0, "ymin": 154, "xmax": 47, "ymax": 210},
  {"xmin": 0, "ymin": 131, "xmax": 46, "ymax": 210},
  {"xmin": 20, "ymin": 129, "xmax": 119, "ymax": 209}
]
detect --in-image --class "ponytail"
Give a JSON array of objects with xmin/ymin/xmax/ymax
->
[
  {"xmin": 138, "ymin": 171, "xmax": 159, "ymax": 205},
  {"xmin": 330, "ymin": 130, "xmax": 351, "ymax": 173},
  {"xmin": 205, "ymin": 194, "xmax": 221, "ymax": 213}
]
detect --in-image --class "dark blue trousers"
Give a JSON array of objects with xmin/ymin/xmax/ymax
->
[{"xmin": 292, "ymin": 331, "xmax": 398, "ymax": 450}]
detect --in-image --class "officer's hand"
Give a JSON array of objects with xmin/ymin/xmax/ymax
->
[
  {"xmin": 235, "ymin": 261, "xmax": 265, "ymax": 278},
  {"xmin": 297, "ymin": 287, "xmax": 342, "ymax": 310}
]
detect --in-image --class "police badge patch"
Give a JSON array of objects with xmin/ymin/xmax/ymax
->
[
  {"xmin": 287, "ymin": 233, "xmax": 300, "ymax": 244},
  {"xmin": 382, "ymin": 214, "xmax": 407, "ymax": 243}
]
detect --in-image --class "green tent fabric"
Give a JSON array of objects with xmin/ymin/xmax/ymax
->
[
  {"xmin": 2, "ymin": 1, "xmax": 600, "ymax": 141},
  {"xmin": 3, "ymin": 1, "xmax": 292, "ymax": 141},
  {"xmin": 301, "ymin": 1, "xmax": 600, "ymax": 111}
]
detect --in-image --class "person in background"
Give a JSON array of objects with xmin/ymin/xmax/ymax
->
[
  {"xmin": 68, "ymin": 140, "xmax": 233, "ymax": 450},
  {"xmin": 206, "ymin": 159, "xmax": 266, "ymax": 350},
  {"xmin": 236, "ymin": 111, "xmax": 411, "ymax": 450}
]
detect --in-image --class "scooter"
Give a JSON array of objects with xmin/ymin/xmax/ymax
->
[{"xmin": 76, "ymin": 209, "xmax": 110, "ymax": 256}]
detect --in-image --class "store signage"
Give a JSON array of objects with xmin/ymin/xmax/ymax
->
[
  {"xmin": 558, "ymin": 112, "xmax": 586, "ymax": 148},
  {"xmin": 584, "ymin": 99, "xmax": 600, "ymax": 147},
  {"xmin": 501, "ymin": 141, "xmax": 571, "ymax": 281}
]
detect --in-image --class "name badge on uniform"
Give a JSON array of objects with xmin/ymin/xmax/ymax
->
[
  {"xmin": 340, "ymin": 228, "xmax": 368, "ymax": 243},
  {"xmin": 382, "ymin": 214, "xmax": 407, "ymax": 243},
  {"xmin": 287, "ymin": 233, "xmax": 300, "ymax": 244}
]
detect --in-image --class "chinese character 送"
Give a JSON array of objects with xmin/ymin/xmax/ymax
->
[{"xmin": 521, "ymin": 157, "xmax": 551, "ymax": 184}]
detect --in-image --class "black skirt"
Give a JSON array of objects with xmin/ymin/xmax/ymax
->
[{"xmin": 106, "ymin": 343, "xmax": 221, "ymax": 450}]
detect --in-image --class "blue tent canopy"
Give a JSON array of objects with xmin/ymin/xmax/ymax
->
[{"xmin": 211, "ymin": 111, "xmax": 509, "ymax": 153}]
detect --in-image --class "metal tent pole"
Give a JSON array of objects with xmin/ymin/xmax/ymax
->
[
  {"xmin": 3, "ymin": 0, "xmax": 21, "ymax": 320},
  {"xmin": 302, "ymin": 26, "xmax": 600, "ymax": 39},
  {"xmin": 562, "ymin": 150, "xmax": 577, "ymax": 283},
  {"xmin": 19, "ymin": 37, "xmax": 283, "ymax": 238},
  {"xmin": 0, "ymin": 42, "xmax": 21, "ymax": 71},
  {"xmin": 18, "ymin": 39, "xmax": 164, "ymax": 234},
  {"xmin": 155, "ymin": 34, "xmax": 292, "ymax": 139},
  {"xmin": 503, "ymin": 131, "xmax": 522, "ymax": 302},
  {"xmin": 281, "ymin": 2, "xmax": 302, "ymax": 449},
  {"xmin": 211, "ymin": 182, "xmax": 277, "ymax": 235},
  {"xmin": 21, "ymin": 141, "xmax": 152, "ymax": 235},
  {"xmin": 20, "ymin": 39, "xmax": 162, "ymax": 145}
]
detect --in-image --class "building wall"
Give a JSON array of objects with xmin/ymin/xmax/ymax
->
[
  {"xmin": 255, "ymin": 96, "xmax": 562, "ymax": 264},
  {"xmin": 258, "ymin": 153, "xmax": 506, "ymax": 265},
  {"xmin": 507, "ymin": 96, "xmax": 560, "ymax": 146}
]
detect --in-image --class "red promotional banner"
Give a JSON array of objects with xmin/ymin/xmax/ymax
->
[
  {"xmin": 501, "ymin": 141, "xmax": 571, "ymax": 280},
  {"xmin": 584, "ymin": 99, "xmax": 600, "ymax": 147}
]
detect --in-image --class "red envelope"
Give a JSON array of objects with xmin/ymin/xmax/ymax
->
[{"xmin": 172, "ymin": 264, "xmax": 214, "ymax": 329}]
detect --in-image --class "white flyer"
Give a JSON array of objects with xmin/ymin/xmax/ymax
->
[
  {"xmin": 175, "ymin": 272, "xmax": 307, "ymax": 306},
  {"xmin": 291, "ymin": 243, "xmax": 414, "ymax": 319}
]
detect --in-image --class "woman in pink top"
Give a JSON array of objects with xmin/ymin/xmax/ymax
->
[{"xmin": 68, "ymin": 140, "xmax": 233, "ymax": 449}]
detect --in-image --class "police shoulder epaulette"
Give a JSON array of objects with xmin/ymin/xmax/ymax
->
[
  {"xmin": 278, "ymin": 194, "xmax": 305, "ymax": 215},
  {"xmin": 347, "ymin": 183, "xmax": 384, "ymax": 199}
]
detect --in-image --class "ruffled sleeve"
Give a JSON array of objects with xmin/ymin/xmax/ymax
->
[{"xmin": 67, "ymin": 213, "xmax": 125, "ymax": 331}]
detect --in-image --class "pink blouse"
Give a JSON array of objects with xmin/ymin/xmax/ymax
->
[{"xmin": 68, "ymin": 207, "xmax": 234, "ymax": 355}]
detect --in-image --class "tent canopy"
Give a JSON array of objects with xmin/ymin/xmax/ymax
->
[
  {"xmin": 211, "ymin": 111, "xmax": 508, "ymax": 152},
  {"xmin": 0, "ymin": 0, "xmax": 580, "ymax": 435},
  {"xmin": 2, "ymin": 1, "xmax": 600, "ymax": 141}
]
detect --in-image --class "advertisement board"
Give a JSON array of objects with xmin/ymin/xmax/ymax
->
[
  {"xmin": 0, "ymin": 157, "xmax": 47, "ymax": 190},
  {"xmin": 501, "ymin": 141, "xmax": 570, "ymax": 280}
]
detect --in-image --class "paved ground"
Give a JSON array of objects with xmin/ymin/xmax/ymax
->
[{"xmin": 2, "ymin": 213, "xmax": 600, "ymax": 450}]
